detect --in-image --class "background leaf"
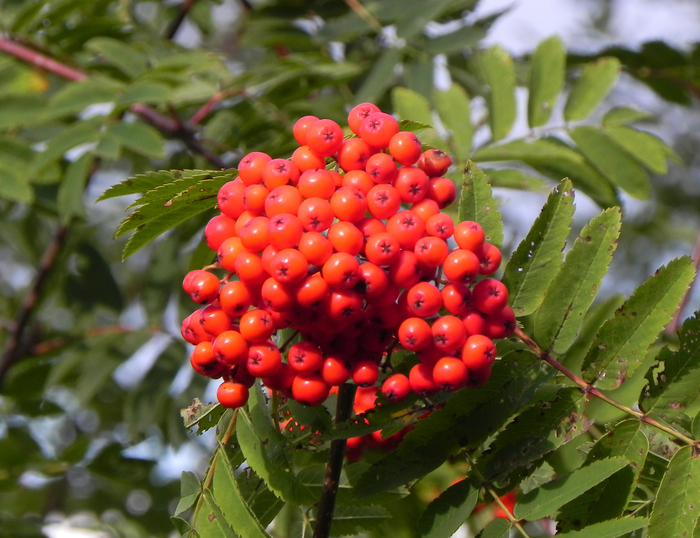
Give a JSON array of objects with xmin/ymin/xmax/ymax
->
[
  {"xmin": 459, "ymin": 160, "xmax": 504, "ymax": 247},
  {"xmin": 415, "ymin": 479, "xmax": 479, "ymax": 538},
  {"xmin": 564, "ymin": 58, "xmax": 620, "ymax": 121},
  {"xmin": 479, "ymin": 45, "xmax": 517, "ymax": 141},
  {"xmin": 528, "ymin": 36, "xmax": 565, "ymax": 128}
]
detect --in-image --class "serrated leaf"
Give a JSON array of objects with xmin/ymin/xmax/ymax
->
[
  {"xmin": 476, "ymin": 519, "xmax": 511, "ymax": 538},
  {"xmin": 483, "ymin": 168, "xmax": 547, "ymax": 191},
  {"xmin": 642, "ymin": 314, "xmax": 700, "ymax": 421},
  {"xmin": 605, "ymin": 125, "xmax": 672, "ymax": 174},
  {"xmin": 86, "ymin": 37, "xmax": 147, "ymax": 78},
  {"xmin": 602, "ymin": 107, "xmax": 652, "ymax": 126},
  {"xmin": 555, "ymin": 518, "xmax": 649, "ymax": 538},
  {"xmin": 459, "ymin": 161, "xmax": 503, "ymax": 248},
  {"xmin": 474, "ymin": 139, "xmax": 617, "ymax": 208},
  {"xmin": 98, "ymin": 169, "xmax": 229, "ymax": 201},
  {"xmin": 564, "ymin": 58, "xmax": 620, "ymax": 122},
  {"xmin": 535, "ymin": 208, "xmax": 622, "ymax": 352},
  {"xmin": 116, "ymin": 81, "xmax": 172, "ymax": 108},
  {"xmin": 433, "ymin": 84, "xmax": 473, "ymax": 161},
  {"xmin": 106, "ymin": 122, "xmax": 164, "ymax": 159},
  {"xmin": 582, "ymin": 257, "xmax": 694, "ymax": 390},
  {"xmin": 648, "ymin": 445, "xmax": 700, "ymax": 538},
  {"xmin": 416, "ymin": 478, "xmax": 479, "ymax": 538},
  {"xmin": 237, "ymin": 388, "xmax": 315, "ymax": 505},
  {"xmin": 212, "ymin": 448, "xmax": 271, "ymax": 538},
  {"xmin": 570, "ymin": 126, "xmax": 650, "ymax": 199},
  {"xmin": 528, "ymin": 36, "xmax": 566, "ymax": 128},
  {"xmin": 0, "ymin": 168, "xmax": 33, "ymax": 204},
  {"xmin": 29, "ymin": 118, "xmax": 103, "ymax": 175},
  {"xmin": 513, "ymin": 456, "xmax": 628, "ymax": 521},
  {"xmin": 57, "ymin": 153, "xmax": 93, "ymax": 225},
  {"xmin": 180, "ymin": 398, "xmax": 225, "ymax": 435},
  {"xmin": 502, "ymin": 179, "xmax": 575, "ymax": 316},
  {"xmin": 171, "ymin": 517, "xmax": 201, "ymax": 537},
  {"xmin": 354, "ymin": 352, "xmax": 548, "ymax": 496},
  {"xmin": 174, "ymin": 471, "xmax": 202, "ymax": 516},
  {"xmin": 479, "ymin": 46, "xmax": 517, "ymax": 141},
  {"xmin": 558, "ymin": 419, "xmax": 649, "ymax": 531},
  {"xmin": 478, "ymin": 388, "xmax": 587, "ymax": 488},
  {"xmin": 194, "ymin": 489, "xmax": 237, "ymax": 538}
]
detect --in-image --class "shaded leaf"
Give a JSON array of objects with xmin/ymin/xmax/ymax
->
[
  {"xmin": 483, "ymin": 168, "xmax": 547, "ymax": 191},
  {"xmin": 355, "ymin": 47, "xmax": 402, "ymax": 105},
  {"xmin": 174, "ymin": 471, "xmax": 202, "ymax": 516},
  {"xmin": 569, "ymin": 126, "xmax": 650, "ymax": 199},
  {"xmin": 479, "ymin": 46, "xmax": 516, "ymax": 141},
  {"xmin": 582, "ymin": 257, "xmax": 694, "ymax": 390},
  {"xmin": 535, "ymin": 208, "xmax": 621, "ymax": 352},
  {"xmin": 528, "ymin": 36, "xmax": 565, "ymax": 128},
  {"xmin": 116, "ymin": 80, "xmax": 172, "ymax": 108},
  {"xmin": 433, "ymin": 84, "xmax": 473, "ymax": 161},
  {"xmin": 310, "ymin": 505, "xmax": 390, "ymax": 537},
  {"xmin": 555, "ymin": 518, "xmax": 649, "ymax": 538},
  {"xmin": 564, "ymin": 58, "xmax": 620, "ymax": 122},
  {"xmin": 602, "ymin": 107, "xmax": 652, "ymax": 126},
  {"xmin": 416, "ymin": 479, "xmax": 479, "ymax": 538},
  {"xmin": 45, "ymin": 78, "xmax": 121, "ymax": 119},
  {"xmin": 476, "ymin": 519, "xmax": 511, "ymax": 538},
  {"xmin": 648, "ymin": 445, "xmax": 700, "ymax": 538},
  {"xmin": 459, "ymin": 161, "xmax": 503, "ymax": 248},
  {"xmin": 502, "ymin": 179, "xmax": 575, "ymax": 316},
  {"xmin": 513, "ymin": 457, "xmax": 629, "ymax": 521},
  {"xmin": 194, "ymin": 489, "xmax": 237, "ymax": 538},
  {"xmin": 57, "ymin": 153, "xmax": 94, "ymax": 224},
  {"xmin": 605, "ymin": 125, "xmax": 673, "ymax": 174},
  {"xmin": 29, "ymin": 118, "xmax": 103, "ymax": 175},
  {"xmin": 0, "ymin": 168, "xmax": 33, "ymax": 204},
  {"xmin": 86, "ymin": 37, "xmax": 148, "ymax": 78},
  {"xmin": 106, "ymin": 122, "xmax": 165, "ymax": 159}
]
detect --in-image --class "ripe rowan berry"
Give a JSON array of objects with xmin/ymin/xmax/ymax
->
[
  {"xmin": 394, "ymin": 166, "xmax": 428, "ymax": 204},
  {"xmin": 238, "ymin": 151, "xmax": 271, "ymax": 185},
  {"xmin": 322, "ymin": 252, "xmax": 360, "ymax": 290},
  {"xmin": 348, "ymin": 102, "xmax": 380, "ymax": 135},
  {"xmin": 417, "ymin": 149, "xmax": 452, "ymax": 177},
  {"xmin": 213, "ymin": 330, "xmax": 248, "ymax": 365},
  {"xmin": 398, "ymin": 317, "xmax": 433, "ymax": 351},
  {"xmin": 441, "ymin": 283, "xmax": 472, "ymax": 316},
  {"xmin": 327, "ymin": 221, "xmax": 364, "ymax": 255},
  {"xmin": 454, "ymin": 221, "xmax": 485, "ymax": 252},
  {"xmin": 409, "ymin": 363, "xmax": 439, "ymax": 397},
  {"xmin": 295, "ymin": 273, "xmax": 330, "ymax": 308},
  {"xmin": 385, "ymin": 211, "xmax": 425, "ymax": 250},
  {"xmin": 261, "ymin": 277, "xmax": 296, "ymax": 311},
  {"xmin": 218, "ymin": 180, "xmax": 246, "ymax": 219},
  {"xmin": 433, "ymin": 357, "xmax": 469, "ymax": 391},
  {"xmin": 306, "ymin": 119, "xmax": 344, "ymax": 157},
  {"xmin": 352, "ymin": 360, "xmax": 379, "ymax": 387},
  {"xmin": 425, "ymin": 177, "xmax": 456, "ymax": 208},
  {"xmin": 364, "ymin": 232, "xmax": 401, "ymax": 266},
  {"xmin": 265, "ymin": 185, "xmax": 304, "ymax": 217},
  {"xmin": 443, "ymin": 249, "xmax": 480, "ymax": 285},
  {"xmin": 432, "ymin": 315, "xmax": 468, "ymax": 353},
  {"xmin": 262, "ymin": 158, "xmax": 300, "ymax": 189},
  {"xmin": 267, "ymin": 213, "xmax": 304, "ymax": 250},
  {"xmin": 321, "ymin": 355, "xmax": 352, "ymax": 386},
  {"xmin": 461, "ymin": 334, "xmax": 496, "ymax": 370},
  {"xmin": 262, "ymin": 362, "xmax": 295, "ymax": 395},
  {"xmin": 247, "ymin": 342, "xmax": 282, "ymax": 378},
  {"xmin": 388, "ymin": 250, "xmax": 422, "ymax": 288},
  {"xmin": 298, "ymin": 169, "xmax": 336, "ymax": 200},
  {"xmin": 191, "ymin": 341, "xmax": 219, "ymax": 375},
  {"xmin": 472, "ymin": 278, "xmax": 509, "ymax": 315},
  {"xmin": 298, "ymin": 232, "xmax": 333, "ymax": 266},
  {"xmin": 219, "ymin": 280, "xmax": 256, "ymax": 318},
  {"xmin": 365, "ymin": 152, "xmax": 397, "ymax": 184},
  {"xmin": 235, "ymin": 250, "xmax": 268, "ymax": 285},
  {"xmin": 238, "ymin": 215, "xmax": 270, "ymax": 252},
  {"xmin": 205, "ymin": 214, "xmax": 237, "ymax": 251},
  {"xmin": 242, "ymin": 183, "xmax": 269, "ymax": 215},
  {"xmin": 288, "ymin": 341, "xmax": 324, "ymax": 375},
  {"xmin": 366, "ymin": 184, "xmax": 401, "ymax": 220},
  {"xmin": 324, "ymin": 289, "xmax": 364, "ymax": 321},
  {"xmin": 293, "ymin": 115, "xmax": 320, "ymax": 145},
  {"xmin": 388, "ymin": 131, "xmax": 422, "ymax": 166},
  {"xmin": 425, "ymin": 212, "xmax": 455, "ymax": 240},
  {"xmin": 292, "ymin": 373, "xmax": 330, "ymax": 406},
  {"xmin": 330, "ymin": 187, "xmax": 367, "ymax": 223},
  {"xmin": 482, "ymin": 305, "xmax": 516, "ymax": 339},
  {"xmin": 414, "ymin": 236, "xmax": 449, "ymax": 268},
  {"xmin": 200, "ymin": 304, "xmax": 233, "ymax": 337},
  {"xmin": 291, "ymin": 145, "xmax": 326, "ymax": 172},
  {"xmin": 411, "ymin": 198, "xmax": 441, "ymax": 222},
  {"xmin": 381, "ymin": 373, "xmax": 411, "ymax": 403},
  {"xmin": 478, "ymin": 242, "xmax": 502, "ymax": 275},
  {"xmin": 406, "ymin": 282, "xmax": 443, "ymax": 318},
  {"xmin": 297, "ymin": 197, "xmax": 334, "ymax": 232},
  {"xmin": 359, "ymin": 112, "xmax": 399, "ymax": 149},
  {"xmin": 182, "ymin": 312, "xmax": 210, "ymax": 345},
  {"xmin": 217, "ymin": 381, "xmax": 249, "ymax": 408},
  {"xmin": 336, "ymin": 138, "xmax": 372, "ymax": 172},
  {"xmin": 356, "ymin": 217, "xmax": 386, "ymax": 243},
  {"xmin": 342, "ymin": 170, "xmax": 375, "ymax": 195},
  {"xmin": 460, "ymin": 308, "xmax": 486, "ymax": 337},
  {"xmin": 269, "ymin": 248, "xmax": 309, "ymax": 285},
  {"xmin": 183, "ymin": 270, "xmax": 220, "ymax": 304}
]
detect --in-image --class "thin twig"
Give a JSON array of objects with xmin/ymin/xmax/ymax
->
[
  {"xmin": 313, "ymin": 383, "xmax": 356, "ymax": 538},
  {"xmin": 190, "ymin": 90, "xmax": 241, "ymax": 126},
  {"xmin": 0, "ymin": 225, "xmax": 68, "ymax": 387},
  {"xmin": 666, "ymin": 227, "xmax": 700, "ymax": 334},
  {"xmin": 465, "ymin": 452, "xmax": 532, "ymax": 538},
  {"xmin": 165, "ymin": 0, "xmax": 198, "ymax": 40},
  {"xmin": 514, "ymin": 328, "xmax": 699, "ymax": 449},
  {"xmin": 342, "ymin": 0, "xmax": 383, "ymax": 33}
]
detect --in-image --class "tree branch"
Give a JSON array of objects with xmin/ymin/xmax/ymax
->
[
  {"xmin": 0, "ymin": 37, "xmax": 226, "ymax": 169},
  {"xmin": 514, "ymin": 328, "xmax": 699, "ymax": 449},
  {"xmin": 313, "ymin": 383, "xmax": 356, "ymax": 538},
  {"xmin": 165, "ymin": 0, "xmax": 198, "ymax": 40}
]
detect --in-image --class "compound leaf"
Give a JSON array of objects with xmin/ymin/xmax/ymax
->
[
  {"xmin": 502, "ymin": 179, "xmax": 575, "ymax": 316},
  {"xmin": 535, "ymin": 207, "xmax": 621, "ymax": 353},
  {"xmin": 582, "ymin": 256, "xmax": 694, "ymax": 390}
]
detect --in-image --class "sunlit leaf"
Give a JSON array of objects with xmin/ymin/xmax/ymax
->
[
  {"xmin": 479, "ymin": 46, "xmax": 516, "ymax": 141},
  {"xmin": 528, "ymin": 36, "xmax": 565, "ymax": 128},
  {"xmin": 459, "ymin": 160, "xmax": 504, "ymax": 248},
  {"xmin": 564, "ymin": 58, "xmax": 620, "ymax": 122}
]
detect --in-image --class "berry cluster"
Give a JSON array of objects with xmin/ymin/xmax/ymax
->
[{"xmin": 180, "ymin": 103, "xmax": 515, "ymax": 412}]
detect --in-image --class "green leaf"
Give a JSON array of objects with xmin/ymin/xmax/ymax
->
[
  {"xmin": 416, "ymin": 479, "xmax": 479, "ymax": 538},
  {"xmin": 602, "ymin": 107, "xmax": 652, "ymax": 126},
  {"xmin": 433, "ymin": 84, "xmax": 473, "ymax": 161},
  {"xmin": 310, "ymin": 505, "xmax": 391, "ymax": 537},
  {"xmin": 57, "ymin": 153, "xmax": 93, "ymax": 225},
  {"xmin": 483, "ymin": 168, "xmax": 548, "ymax": 191},
  {"xmin": 479, "ymin": 46, "xmax": 517, "ymax": 141},
  {"xmin": 174, "ymin": 471, "xmax": 202, "ymax": 516},
  {"xmin": 105, "ymin": 122, "xmax": 165, "ymax": 159},
  {"xmin": 180, "ymin": 398, "xmax": 225, "ymax": 436},
  {"xmin": 569, "ymin": 126, "xmax": 650, "ymax": 199},
  {"xmin": 95, "ymin": 134, "xmax": 122, "ymax": 160},
  {"xmin": 45, "ymin": 78, "xmax": 121, "ymax": 119},
  {"xmin": 558, "ymin": 419, "xmax": 649, "ymax": 531},
  {"xmin": 116, "ymin": 81, "xmax": 172, "ymax": 108},
  {"xmin": 513, "ymin": 457, "xmax": 629, "ymax": 521},
  {"xmin": 98, "ymin": 169, "xmax": 228, "ymax": 201},
  {"xmin": 212, "ymin": 448, "xmax": 271, "ymax": 538},
  {"xmin": 564, "ymin": 58, "xmax": 620, "ymax": 122},
  {"xmin": 605, "ymin": 125, "xmax": 672, "ymax": 174},
  {"xmin": 355, "ymin": 47, "xmax": 402, "ymax": 105},
  {"xmin": 476, "ymin": 519, "xmax": 511, "ymax": 538},
  {"xmin": 354, "ymin": 351, "xmax": 548, "ymax": 496},
  {"xmin": 474, "ymin": 139, "xmax": 618, "ymax": 208},
  {"xmin": 642, "ymin": 314, "xmax": 700, "ymax": 421},
  {"xmin": 392, "ymin": 87, "xmax": 433, "ymax": 126},
  {"xmin": 86, "ymin": 37, "xmax": 148, "ymax": 78},
  {"xmin": 172, "ymin": 517, "xmax": 201, "ymax": 537},
  {"xmin": 477, "ymin": 388, "xmax": 587, "ymax": 488},
  {"xmin": 502, "ymin": 179, "xmax": 575, "ymax": 316},
  {"xmin": 648, "ymin": 445, "xmax": 700, "ymax": 538},
  {"xmin": 237, "ymin": 388, "xmax": 315, "ymax": 505},
  {"xmin": 535, "ymin": 207, "xmax": 622, "ymax": 352},
  {"xmin": 528, "ymin": 36, "xmax": 566, "ymax": 128},
  {"xmin": 424, "ymin": 26, "xmax": 486, "ymax": 55},
  {"xmin": 555, "ymin": 518, "xmax": 649, "ymax": 538},
  {"xmin": 194, "ymin": 489, "xmax": 237, "ymax": 538},
  {"xmin": 0, "ymin": 168, "xmax": 33, "ymax": 204},
  {"xmin": 459, "ymin": 161, "xmax": 504, "ymax": 248},
  {"xmin": 582, "ymin": 257, "xmax": 694, "ymax": 390},
  {"xmin": 29, "ymin": 118, "xmax": 103, "ymax": 176},
  {"xmin": 0, "ymin": 94, "xmax": 46, "ymax": 129}
]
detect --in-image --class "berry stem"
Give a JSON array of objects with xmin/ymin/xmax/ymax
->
[
  {"xmin": 313, "ymin": 382, "xmax": 356, "ymax": 538},
  {"xmin": 464, "ymin": 452, "xmax": 532, "ymax": 538},
  {"xmin": 514, "ymin": 327, "xmax": 699, "ymax": 449}
]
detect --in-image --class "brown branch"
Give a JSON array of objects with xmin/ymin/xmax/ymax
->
[
  {"xmin": 165, "ymin": 0, "xmax": 198, "ymax": 40},
  {"xmin": 0, "ymin": 225, "xmax": 69, "ymax": 387},
  {"xmin": 313, "ymin": 383, "xmax": 356, "ymax": 538},
  {"xmin": 514, "ymin": 328, "xmax": 699, "ymax": 449},
  {"xmin": 0, "ymin": 37, "xmax": 226, "ymax": 169},
  {"xmin": 667, "ymin": 228, "xmax": 700, "ymax": 334}
]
